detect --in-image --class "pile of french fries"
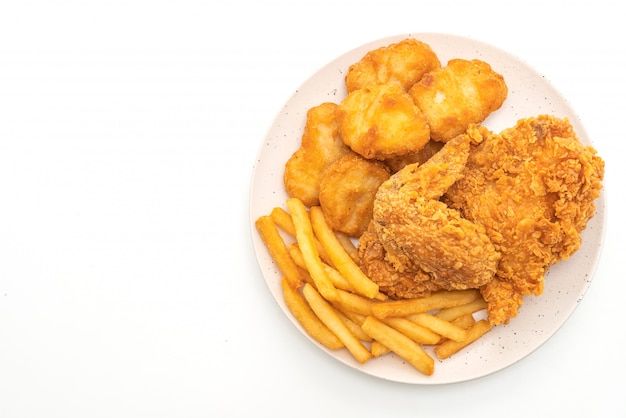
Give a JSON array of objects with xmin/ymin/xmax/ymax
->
[{"xmin": 256, "ymin": 197, "xmax": 493, "ymax": 376}]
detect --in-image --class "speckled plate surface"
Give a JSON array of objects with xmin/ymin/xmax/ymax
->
[{"xmin": 249, "ymin": 33, "xmax": 606, "ymax": 384}]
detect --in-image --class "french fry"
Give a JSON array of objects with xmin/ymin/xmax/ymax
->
[
  {"xmin": 302, "ymin": 283, "xmax": 372, "ymax": 364},
  {"xmin": 406, "ymin": 313, "xmax": 468, "ymax": 342},
  {"xmin": 435, "ymin": 298, "xmax": 488, "ymax": 322},
  {"xmin": 334, "ymin": 231, "xmax": 360, "ymax": 262},
  {"xmin": 334, "ymin": 288, "xmax": 376, "ymax": 317},
  {"xmin": 335, "ymin": 310, "xmax": 372, "ymax": 342},
  {"xmin": 382, "ymin": 317, "xmax": 441, "ymax": 345},
  {"xmin": 270, "ymin": 206, "xmax": 296, "ymax": 236},
  {"xmin": 274, "ymin": 205, "xmax": 330, "ymax": 262},
  {"xmin": 255, "ymin": 215, "xmax": 304, "ymax": 289},
  {"xmin": 309, "ymin": 206, "xmax": 379, "ymax": 299},
  {"xmin": 370, "ymin": 341, "xmax": 391, "ymax": 357},
  {"xmin": 451, "ymin": 313, "xmax": 477, "ymax": 330},
  {"xmin": 281, "ymin": 279, "xmax": 343, "ymax": 350},
  {"xmin": 287, "ymin": 198, "xmax": 338, "ymax": 301},
  {"xmin": 289, "ymin": 244, "xmax": 354, "ymax": 291},
  {"xmin": 434, "ymin": 319, "xmax": 493, "ymax": 359},
  {"xmin": 371, "ymin": 289, "xmax": 480, "ymax": 319},
  {"xmin": 362, "ymin": 316, "xmax": 435, "ymax": 376},
  {"xmin": 332, "ymin": 305, "xmax": 367, "ymax": 327}
]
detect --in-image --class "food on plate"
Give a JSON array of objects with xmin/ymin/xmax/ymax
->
[
  {"xmin": 319, "ymin": 153, "xmax": 390, "ymax": 237},
  {"xmin": 309, "ymin": 206, "xmax": 381, "ymax": 298},
  {"xmin": 383, "ymin": 140, "xmax": 443, "ymax": 173},
  {"xmin": 281, "ymin": 278, "xmax": 344, "ymax": 350},
  {"xmin": 434, "ymin": 320, "xmax": 492, "ymax": 359},
  {"xmin": 345, "ymin": 38, "xmax": 441, "ymax": 93},
  {"xmin": 443, "ymin": 116, "xmax": 605, "ymax": 324},
  {"xmin": 286, "ymin": 197, "xmax": 339, "ymax": 301},
  {"xmin": 361, "ymin": 316, "xmax": 435, "ymax": 375},
  {"xmin": 409, "ymin": 58, "xmax": 507, "ymax": 142},
  {"xmin": 335, "ymin": 83, "xmax": 431, "ymax": 160},
  {"xmin": 284, "ymin": 102, "xmax": 351, "ymax": 207},
  {"xmin": 255, "ymin": 36, "xmax": 605, "ymax": 376},
  {"xmin": 257, "ymin": 197, "xmax": 494, "ymax": 375},
  {"xmin": 364, "ymin": 134, "xmax": 501, "ymax": 295},
  {"xmin": 371, "ymin": 289, "xmax": 480, "ymax": 319},
  {"xmin": 302, "ymin": 283, "xmax": 372, "ymax": 364},
  {"xmin": 255, "ymin": 216, "xmax": 305, "ymax": 289}
]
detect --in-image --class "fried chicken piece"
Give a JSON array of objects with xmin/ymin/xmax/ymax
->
[
  {"xmin": 365, "ymin": 134, "xmax": 500, "ymax": 293},
  {"xmin": 319, "ymin": 153, "xmax": 390, "ymax": 237},
  {"xmin": 336, "ymin": 83, "xmax": 431, "ymax": 160},
  {"xmin": 284, "ymin": 102, "xmax": 351, "ymax": 207},
  {"xmin": 359, "ymin": 221, "xmax": 442, "ymax": 298},
  {"xmin": 444, "ymin": 116, "xmax": 605, "ymax": 324},
  {"xmin": 345, "ymin": 38, "xmax": 441, "ymax": 93},
  {"xmin": 409, "ymin": 59, "xmax": 507, "ymax": 142}
]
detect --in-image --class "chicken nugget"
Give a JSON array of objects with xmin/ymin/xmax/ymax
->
[
  {"xmin": 284, "ymin": 102, "xmax": 351, "ymax": 207},
  {"xmin": 345, "ymin": 38, "xmax": 441, "ymax": 93},
  {"xmin": 336, "ymin": 83, "xmax": 431, "ymax": 161},
  {"xmin": 409, "ymin": 59, "xmax": 507, "ymax": 142},
  {"xmin": 319, "ymin": 153, "xmax": 390, "ymax": 237}
]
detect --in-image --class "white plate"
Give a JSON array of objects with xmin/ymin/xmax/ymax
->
[{"xmin": 249, "ymin": 33, "xmax": 606, "ymax": 384}]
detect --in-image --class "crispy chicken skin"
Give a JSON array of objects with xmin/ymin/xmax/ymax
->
[
  {"xmin": 359, "ymin": 221, "xmax": 442, "ymax": 298},
  {"xmin": 363, "ymin": 134, "xmax": 501, "ymax": 293},
  {"xmin": 444, "ymin": 116, "xmax": 605, "ymax": 324},
  {"xmin": 284, "ymin": 102, "xmax": 351, "ymax": 207},
  {"xmin": 345, "ymin": 38, "xmax": 441, "ymax": 93}
]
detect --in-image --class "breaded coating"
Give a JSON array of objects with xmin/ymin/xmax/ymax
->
[
  {"xmin": 383, "ymin": 140, "xmax": 444, "ymax": 173},
  {"xmin": 409, "ymin": 59, "xmax": 507, "ymax": 142},
  {"xmin": 345, "ymin": 38, "xmax": 441, "ymax": 93},
  {"xmin": 336, "ymin": 83, "xmax": 431, "ymax": 160},
  {"xmin": 359, "ymin": 221, "xmax": 442, "ymax": 299},
  {"xmin": 366, "ymin": 134, "xmax": 500, "ymax": 293},
  {"xmin": 319, "ymin": 153, "xmax": 390, "ymax": 237},
  {"xmin": 444, "ymin": 116, "xmax": 605, "ymax": 324},
  {"xmin": 284, "ymin": 102, "xmax": 351, "ymax": 207}
]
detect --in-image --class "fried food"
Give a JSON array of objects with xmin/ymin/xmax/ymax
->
[
  {"xmin": 336, "ymin": 83, "xmax": 431, "ymax": 160},
  {"xmin": 319, "ymin": 153, "xmax": 390, "ymax": 237},
  {"xmin": 383, "ymin": 140, "xmax": 443, "ymax": 173},
  {"xmin": 443, "ymin": 116, "xmax": 605, "ymax": 324},
  {"xmin": 361, "ymin": 316, "xmax": 435, "ymax": 375},
  {"xmin": 345, "ymin": 38, "xmax": 441, "ymax": 93},
  {"xmin": 286, "ymin": 197, "xmax": 339, "ymax": 301},
  {"xmin": 284, "ymin": 102, "xmax": 351, "ymax": 207},
  {"xmin": 309, "ymin": 206, "xmax": 380, "ymax": 298},
  {"xmin": 281, "ymin": 278, "xmax": 344, "ymax": 350},
  {"xmin": 409, "ymin": 59, "xmax": 507, "ymax": 142},
  {"xmin": 359, "ymin": 221, "xmax": 442, "ymax": 298},
  {"xmin": 367, "ymin": 134, "xmax": 501, "ymax": 292}
]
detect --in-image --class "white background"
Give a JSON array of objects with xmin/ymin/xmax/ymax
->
[{"xmin": 1, "ymin": 1, "xmax": 624, "ymax": 417}]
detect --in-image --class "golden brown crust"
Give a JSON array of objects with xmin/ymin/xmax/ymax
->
[
  {"xmin": 336, "ymin": 84, "xmax": 431, "ymax": 160},
  {"xmin": 345, "ymin": 38, "xmax": 441, "ymax": 93},
  {"xmin": 409, "ymin": 59, "xmax": 507, "ymax": 142},
  {"xmin": 284, "ymin": 102, "xmax": 351, "ymax": 206},
  {"xmin": 359, "ymin": 135, "xmax": 501, "ymax": 298},
  {"xmin": 444, "ymin": 116, "xmax": 605, "ymax": 324},
  {"xmin": 319, "ymin": 153, "xmax": 390, "ymax": 237}
]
